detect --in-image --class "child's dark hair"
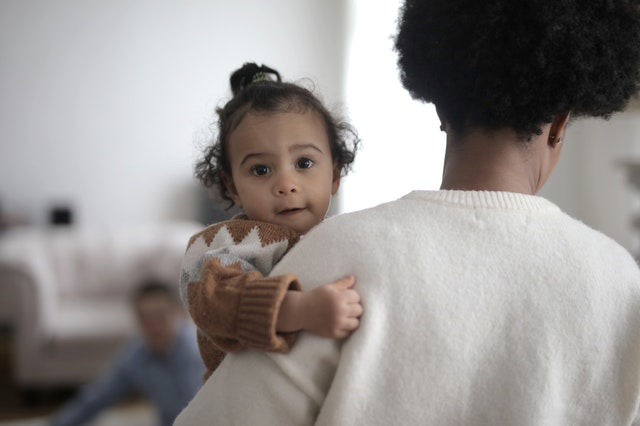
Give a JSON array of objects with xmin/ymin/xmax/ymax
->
[
  {"xmin": 132, "ymin": 279, "xmax": 180, "ymax": 307},
  {"xmin": 195, "ymin": 63, "xmax": 360, "ymax": 205},
  {"xmin": 395, "ymin": 0, "xmax": 640, "ymax": 139}
]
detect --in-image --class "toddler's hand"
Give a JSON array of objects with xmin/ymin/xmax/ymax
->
[{"xmin": 300, "ymin": 275, "xmax": 363, "ymax": 339}]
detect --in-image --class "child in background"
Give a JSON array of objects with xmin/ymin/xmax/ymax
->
[
  {"xmin": 50, "ymin": 281, "xmax": 203, "ymax": 426},
  {"xmin": 180, "ymin": 63, "xmax": 363, "ymax": 379}
]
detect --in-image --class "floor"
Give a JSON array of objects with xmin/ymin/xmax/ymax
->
[
  {"xmin": 0, "ymin": 404, "xmax": 154, "ymax": 426},
  {"xmin": 0, "ymin": 328, "xmax": 153, "ymax": 425}
]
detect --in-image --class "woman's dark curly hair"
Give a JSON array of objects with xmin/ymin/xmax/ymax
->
[
  {"xmin": 195, "ymin": 63, "xmax": 360, "ymax": 205},
  {"xmin": 395, "ymin": 0, "xmax": 640, "ymax": 139}
]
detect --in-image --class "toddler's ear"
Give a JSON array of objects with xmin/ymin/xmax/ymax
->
[
  {"xmin": 331, "ymin": 165, "xmax": 341, "ymax": 195},
  {"xmin": 222, "ymin": 173, "xmax": 242, "ymax": 208}
]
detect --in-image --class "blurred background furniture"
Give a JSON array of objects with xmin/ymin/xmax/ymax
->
[{"xmin": 0, "ymin": 221, "xmax": 202, "ymax": 392}]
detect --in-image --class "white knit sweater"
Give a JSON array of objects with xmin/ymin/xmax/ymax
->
[{"xmin": 175, "ymin": 190, "xmax": 640, "ymax": 426}]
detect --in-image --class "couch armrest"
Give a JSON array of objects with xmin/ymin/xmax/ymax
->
[
  {"xmin": 0, "ymin": 229, "xmax": 59, "ymax": 344},
  {"xmin": 0, "ymin": 259, "xmax": 56, "ymax": 344}
]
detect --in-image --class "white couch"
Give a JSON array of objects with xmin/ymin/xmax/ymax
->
[{"xmin": 0, "ymin": 221, "xmax": 202, "ymax": 389}]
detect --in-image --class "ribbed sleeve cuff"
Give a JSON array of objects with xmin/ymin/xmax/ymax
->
[{"xmin": 236, "ymin": 273, "xmax": 301, "ymax": 352}]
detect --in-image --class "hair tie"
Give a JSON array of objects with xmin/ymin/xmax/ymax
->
[{"xmin": 251, "ymin": 72, "xmax": 271, "ymax": 84}]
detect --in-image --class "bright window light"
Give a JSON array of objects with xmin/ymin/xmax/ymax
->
[{"xmin": 340, "ymin": 0, "xmax": 445, "ymax": 213}]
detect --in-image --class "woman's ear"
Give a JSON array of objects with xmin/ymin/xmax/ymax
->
[
  {"xmin": 331, "ymin": 164, "xmax": 341, "ymax": 195},
  {"xmin": 547, "ymin": 111, "xmax": 571, "ymax": 148},
  {"xmin": 536, "ymin": 111, "xmax": 571, "ymax": 193},
  {"xmin": 436, "ymin": 107, "xmax": 448, "ymax": 132},
  {"xmin": 221, "ymin": 172, "xmax": 242, "ymax": 208}
]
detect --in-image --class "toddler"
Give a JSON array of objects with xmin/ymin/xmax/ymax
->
[{"xmin": 180, "ymin": 63, "xmax": 362, "ymax": 379}]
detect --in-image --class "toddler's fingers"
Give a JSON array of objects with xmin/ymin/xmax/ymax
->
[
  {"xmin": 333, "ymin": 275, "xmax": 356, "ymax": 289},
  {"xmin": 342, "ymin": 317, "xmax": 360, "ymax": 332},
  {"xmin": 349, "ymin": 303, "xmax": 364, "ymax": 318},
  {"xmin": 344, "ymin": 288, "xmax": 361, "ymax": 303},
  {"xmin": 334, "ymin": 329, "xmax": 351, "ymax": 339}
]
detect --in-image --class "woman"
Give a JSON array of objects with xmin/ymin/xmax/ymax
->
[{"xmin": 175, "ymin": 1, "xmax": 640, "ymax": 424}]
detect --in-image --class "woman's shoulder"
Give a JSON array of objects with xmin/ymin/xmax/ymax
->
[
  {"xmin": 546, "ymin": 210, "xmax": 640, "ymax": 281},
  {"xmin": 320, "ymin": 198, "xmax": 408, "ymax": 230},
  {"xmin": 310, "ymin": 205, "xmax": 391, "ymax": 240}
]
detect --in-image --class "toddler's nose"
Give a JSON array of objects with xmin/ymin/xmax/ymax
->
[{"xmin": 274, "ymin": 173, "xmax": 299, "ymax": 195}]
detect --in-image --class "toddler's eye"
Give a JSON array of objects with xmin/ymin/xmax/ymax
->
[
  {"xmin": 296, "ymin": 158, "xmax": 314, "ymax": 169},
  {"xmin": 251, "ymin": 165, "xmax": 271, "ymax": 176}
]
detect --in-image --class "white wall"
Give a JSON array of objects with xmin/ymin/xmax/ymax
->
[{"xmin": 0, "ymin": 0, "xmax": 347, "ymax": 226}]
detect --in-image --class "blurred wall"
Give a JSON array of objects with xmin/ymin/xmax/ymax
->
[
  {"xmin": 539, "ymin": 110, "xmax": 640, "ymax": 255},
  {"xmin": 0, "ymin": 0, "xmax": 347, "ymax": 226}
]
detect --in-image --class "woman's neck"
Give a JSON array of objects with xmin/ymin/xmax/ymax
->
[{"xmin": 440, "ymin": 129, "xmax": 550, "ymax": 195}]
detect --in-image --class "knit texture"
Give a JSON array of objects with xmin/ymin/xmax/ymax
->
[
  {"xmin": 179, "ymin": 216, "xmax": 302, "ymax": 378},
  {"xmin": 176, "ymin": 190, "xmax": 640, "ymax": 426}
]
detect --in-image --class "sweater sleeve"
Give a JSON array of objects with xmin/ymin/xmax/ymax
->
[
  {"xmin": 188, "ymin": 257, "xmax": 301, "ymax": 352},
  {"xmin": 179, "ymin": 219, "xmax": 302, "ymax": 374}
]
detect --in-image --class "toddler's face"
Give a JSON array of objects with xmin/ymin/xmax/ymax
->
[{"xmin": 225, "ymin": 110, "xmax": 340, "ymax": 234}]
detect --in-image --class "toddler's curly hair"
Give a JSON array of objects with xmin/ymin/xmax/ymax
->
[{"xmin": 196, "ymin": 63, "xmax": 360, "ymax": 205}]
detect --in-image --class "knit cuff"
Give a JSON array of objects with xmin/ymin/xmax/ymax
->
[{"xmin": 236, "ymin": 273, "xmax": 301, "ymax": 352}]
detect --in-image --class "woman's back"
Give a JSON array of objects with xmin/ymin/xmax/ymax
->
[{"xmin": 284, "ymin": 190, "xmax": 640, "ymax": 425}]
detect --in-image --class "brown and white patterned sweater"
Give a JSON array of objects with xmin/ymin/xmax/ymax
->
[{"xmin": 179, "ymin": 215, "xmax": 302, "ymax": 379}]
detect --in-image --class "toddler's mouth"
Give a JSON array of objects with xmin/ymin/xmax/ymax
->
[{"xmin": 278, "ymin": 207, "xmax": 304, "ymax": 215}]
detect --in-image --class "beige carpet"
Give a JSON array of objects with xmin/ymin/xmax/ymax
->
[{"xmin": 0, "ymin": 403, "xmax": 155, "ymax": 426}]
